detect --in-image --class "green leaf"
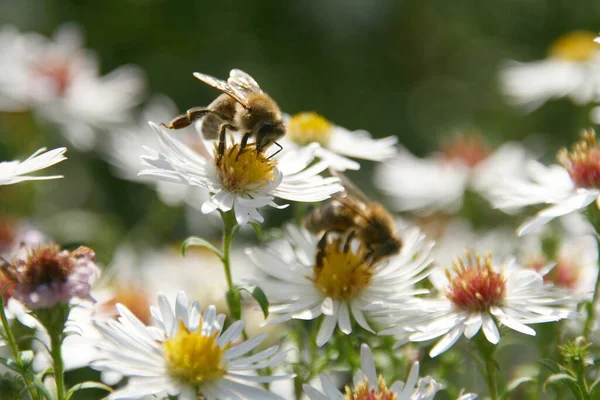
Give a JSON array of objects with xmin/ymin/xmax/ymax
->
[
  {"xmin": 66, "ymin": 381, "xmax": 113, "ymax": 400},
  {"xmin": 180, "ymin": 237, "xmax": 223, "ymax": 259},
  {"xmin": 500, "ymin": 377, "xmax": 535, "ymax": 400},
  {"xmin": 226, "ymin": 290, "xmax": 242, "ymax": 320},
  {"xmin": 0, "ymin": 357, "xmax": 53, "ymax": 400},
  {"xmin": 589, "ymin": 376, "xmax": 600, "ymax": 394},
  {"xmin": 251, "ymin": 287, "xmax": 269, "ymax": 319},
  {"xmin": 543, "ymin": 373, "xmax": 579, "ymax": 394},
  {"xmin": 0, "ymin": 356, "xmax": 24, "ymax": 374}
]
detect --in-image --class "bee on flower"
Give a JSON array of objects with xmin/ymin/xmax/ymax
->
[
  {"xmin": 0, "ymin": 24, "xmax": 145, "ymax": 150},
  {"xmin": 246, "ymin": 224, "xmax": 432, "ymax": 347},
  {"xmin": 500, "ymin": 31, "xmax": 600, "ymax": 120},
  {"xmin": 282, "ymin": 111, "xmax": 398, "ymax": 171},
  {"xmin": 92, "ymin": 291, "xmax": 293, "ymax": 399},
  {"xmin": 381, "ymin": 252, "xmax": 576, "ymax": 358},
  {"xmin": 375, "ymin": 132, "xmax": 527, "ymax": 214}
]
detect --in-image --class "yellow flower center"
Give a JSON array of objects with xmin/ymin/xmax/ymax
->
[
  {"xmin": 215, "ymin": 143, "xmax": 276, "ymax": 194},
  {"xmin": 446, "ymin": 253, "xmax": 506, "ymax": 312},
  {"xmin": 311, "ymin": 237, "xmax": 373, "ymax": 300},
  {"xmin": 164, "ymin": 320, "xmax": 228, "ymax": 386},
  {"xmin": 558, "ymin": 129, "xmax": 600, "ymax": 189},
  {"xmin": 288, "ymin": 112, "xmax": 333, "ymax": 147},
  {"xmin": 345, "ymin": 376, "xmax": 397, "ymax": 400},
  {"xmin": 548, "ymin": 31, "xmax": 599, "ymax": 62}
]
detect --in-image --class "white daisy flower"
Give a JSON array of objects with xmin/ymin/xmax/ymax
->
[
  {"xmin": 0, "ymin": 147, "xmax": 66, "ymax": 185},
  {"xmin": 246, "ymin": 225, "xmax": 432, "ymax": 347},
  {"xmin": 92, "ymin": 291, "xmax": 293, "ymax": 400},
  {"xmin": 519, "ymin": 225, "xmax": 598, "ymax": 294},
  {"xmin": 282, "ymin": 112, "xmax": 398, "ymax": 171},
  {"xmin": 375, "ymin": 134, "xmax": 526, "ymax": 214},
  {"xmin": 491, "ymin": 130, "xmax": 600, "ymax": 235},
  {"xmin": 139, "ymin": 122, "xmax": 343, "ymax": 226},
  {"xmin": 0, "ymin": 24, "xmax": 144, "ymax": 150},
  {"xmin": 382, "ymin": 253, "xmax": 576, "ymax": 358},
  {"xmin": 303, "ymin": 343, "xmax": 467, "ymax": 400},
  {"xmin": 500, "ymin": 31, "xmax": 600, "ymax": 114}
]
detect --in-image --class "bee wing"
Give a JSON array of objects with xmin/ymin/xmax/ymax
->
[
  {"xmin": 193, "ymin": 72, "xmax": 250, "ymax": 108},
  {"xmin": 330, "ymin": 169, "xmax": 372, "ymax": 204},
  {"xmin": 228, "ymin": 69, "xmax": 263, "ymax": 97}
]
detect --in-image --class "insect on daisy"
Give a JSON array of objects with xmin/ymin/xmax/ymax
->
[
  {"xmin": 382, "ymin": 252, "xmax": 576, "ymax": 358},
  {"xmin": 283, "ymin": 111, "xmax": 398, "ymax": 171},
  {"xmin": 492, "ymin": 129, "xmax": 600, "ymax": 235},
  {"xmin": 303, "ymin": 343, "xmax": 477, "ymax": 400},
  {"xmin": 139, "ymin": 122, "xmax": 343, "ymax": 225},
  {"xmin": 92, "ymin": 291, "xmax": 293, "ymax": 400},
  {"xmin": 246, "ymin": 225, "xmax": 432, "ymax": 347},
  {"xmin": 0, "ymin": 147, "xmax": 67, "ymax": 186}
]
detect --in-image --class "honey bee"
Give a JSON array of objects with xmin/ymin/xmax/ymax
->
[
  {"xmin": 305, "ymin": 172, "xmax": 402, "ymax": 265},
  {"xmin": 161, "ymin": 69, "xmax": 285, "ymax": 160}
]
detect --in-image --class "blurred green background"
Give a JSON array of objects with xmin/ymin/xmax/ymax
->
[{"xmin": 0, "ymin": 0, "xmax": 599, "ymax": 259}]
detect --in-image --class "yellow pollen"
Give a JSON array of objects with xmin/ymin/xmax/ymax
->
[
  {"xmin": 311, "ymin": 238, "xmax": 373, "ymax": 300},
  {"xmin": 164, "ymin": 320, "xmax": 228, "ymax": 385},
  {"xmin": 548, "ymin": 31, "xmax": 599, "ymax": 62},
  {"xmin": 558, "ymin": 129, "xmax": 600, "ymax": 189},
  {"xmin": 445, "ymin": 252, "xmax": 506, "ymax": 312},
  {"xmin": 344, "ymin": 376, "xmax": 397, "ymax": 400},
  {"xmin": 215, "ymin": 143, "xmax": 276, "ymax": 194},
  {"xmin": 288, "ymin": 112, "xmax": 333, "ymax": 147}
]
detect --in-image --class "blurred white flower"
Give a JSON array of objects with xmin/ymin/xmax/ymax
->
[
  {"xmin": 92, "ymin": 291, "xmax": 292, "ymax": 399},
  {"xmin": 0, "ymin": 24, "xmax": 145, "ymax": 150},
  {"xmin": 500, "ymin": 31, "xmax": 600, "ymax": 116},
  {"xmin": 246, "ymin": 225, "xmax": 432, "ymax": 347},
  {"xmin": 282, "ymin": 112, "xmax": 398, "ymax": 171},
  {"xmin": 375, "ymin": 134, "xmax": 526, "ymax": 214},
  {"xmin": 491, "ymin": 130, "xmax": 600, "ymax": 235},
  {"xmin": 139, "ymin": 122, "xmax": 343, "ymax": 225},
  {"xmin": 304, "ymin": 344, "xmax": 454, "ymax": 400},
  {"xmin": 382, "ymin": 253, "xmax": 576, "ymax": 358},
  {"xmin": 0, "ymin": 147, "xmax": 66, "ymax": 185},
  {"xmin": 519, "ymin": 224, "xmax": 598, "ymax": 294}
]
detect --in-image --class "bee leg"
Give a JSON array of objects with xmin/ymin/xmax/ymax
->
[
  {"xmin": 266, "ymin": 141, "xmax": 283, "ymax": 160},
  {"xmin": 217, "ymin": 123, "xmax": 237, "ymax": 163},
  {"xmin": 315, "ymin": 231, "xmax": 331, "ymax": 270},
  {"xmin": 161, "ymin": 108, "xmax": 230, "ymax": 130},
  {"xmin": 236, "ymin": 132, "xmax": 252, "ymax": 161},
  {"xmin": 342, "ymin": 229, "xmax": 357, "ymax": 253}
]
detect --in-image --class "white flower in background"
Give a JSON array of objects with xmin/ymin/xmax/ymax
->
[
  {"xmin": 0, "ymin": 24, "xmax": 145, "ymax": 150},
  {"xmin": 430, "ymin": 218, "xmax": 517, "ymax": 270},
  {"xmin": 282, "ymin": 112, "xmax": 398, "ymax": 171},
  {"xmin": 0, "ymin": 147, "xmax": 66, "ymax": 185},
  {"xmin": 246, "ymin": 225, "xmax": 432, "ymax": 347},
  {"xmin": 382, "ymin": 253, "xmax": 576, "ymax": 358},
  {"xmin": 375, "ymin": 133, "xmax": 526, "ymax": 214},
  {"xmin": 500, "ymin": 31, "xmax": 600, "ymax": 117},
  {"xmin": 304, "ymin": 343, "xmax": 462, "ymax": 400},
  {"xmin": 491, "ymin": 130, "xmax": 600, "ymax": 235},
  {"xmin": 139, "ymin": 122, "xmax": 343, "ymax": 225},
  {"xmin": 519, "ymin": 225, "xmax": 598, "ymax": 294},
  {"xmin": 92, "ymin": 291, "xmax": 292, "ymax": 400}
]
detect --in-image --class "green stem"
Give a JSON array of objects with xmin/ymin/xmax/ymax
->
[
  {"xmin": 0, "ymin": 291, "xmax": 38, "ymax": 400},
  {"xmin": 474, "ymin": 334, "xmax": 499, "ymax": 400},
  {"xmin": 49, "ymin": 331, "xmax": 65, "ymax": 400},
  {"xmin": 583, "ymin": 235, "xmax": 600, "ymax": 340},
  {"xmin": 220, "ymin": 210, "xmax": 248, "ymax": 340}
]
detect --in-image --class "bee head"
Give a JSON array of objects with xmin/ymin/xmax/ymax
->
[{"xmin": 256, "ymin": 121, "xmax": 286, "ymax": 153}]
